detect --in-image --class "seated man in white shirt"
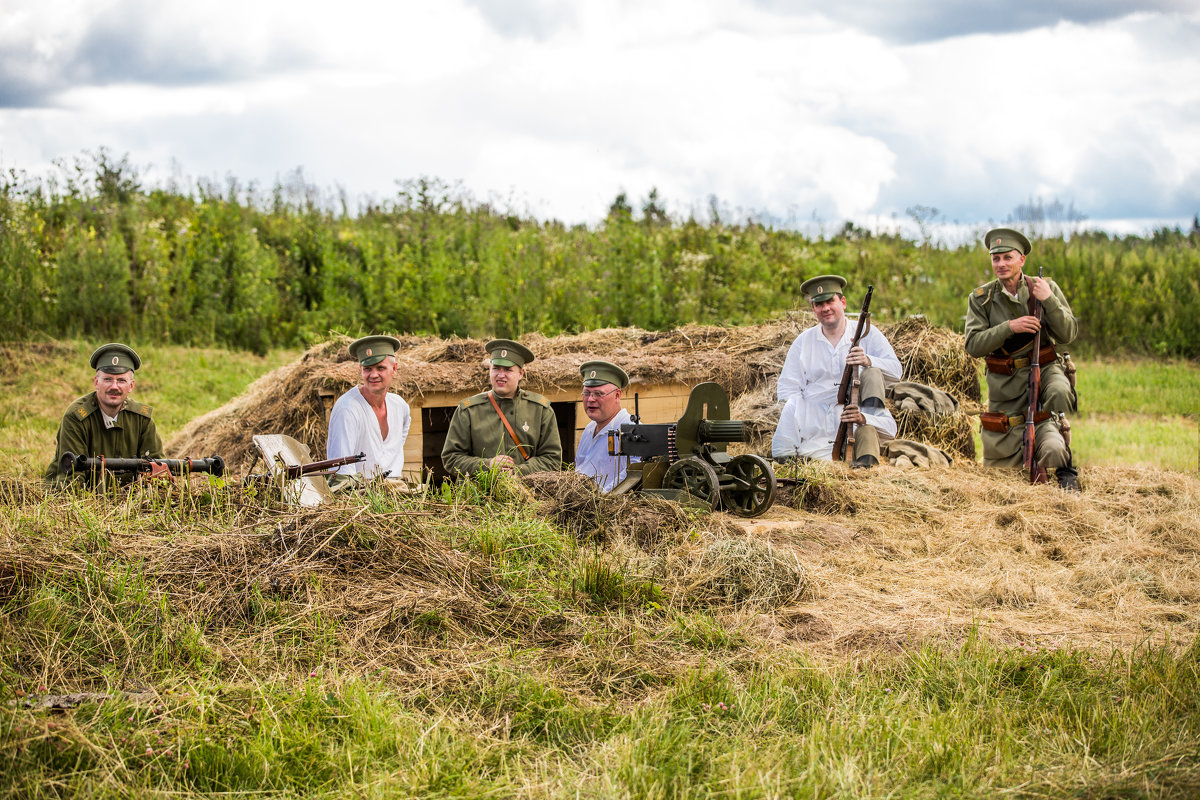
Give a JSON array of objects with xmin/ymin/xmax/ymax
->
[
  {"xmin": 327, "ymin": 335, "xmax": 412, "ymax": 482},
  {"xmin": 772, "ymin": 275, "xmax": 902, "ymax": 468},
  {"xmin": 574, "ymin": 360, "xmax": 637, "ymax": 492}
]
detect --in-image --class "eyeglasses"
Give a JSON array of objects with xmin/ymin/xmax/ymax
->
[
  {"xmin": 580, "ymin": 387, "xmax": 618, "ymax": 401},
  {"xmin": 97, "ymin": 376, "xmax": 132, "ymax": 387}
]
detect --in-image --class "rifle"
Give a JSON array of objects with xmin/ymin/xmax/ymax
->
[
  {"xmin": 1023, "ymin": 267, "xmax": 1050, "ymax": 484},
  {"xmin": 59, "ymin": 452, "xmax": 226, "ymax": 478},
  {"xmin": 243, "ymin": 452, "xmax": 366, "ymax": 485},
  {"xmin": 832, "ymin": 285, "xmax": 874, "ymax": 461}
]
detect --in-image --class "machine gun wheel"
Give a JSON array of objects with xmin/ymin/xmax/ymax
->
[
  {"xmin": 664, "ymin": 457, "xmax": 721, "ymax": 510},
  {"xmin": 722, "ymin": 454, "xmax": 777, "ymax": 518}
]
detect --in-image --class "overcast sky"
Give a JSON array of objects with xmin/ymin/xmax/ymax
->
[{"xmin": 2, "ymin": 0, "xmax": 1198, "ymax": 235}]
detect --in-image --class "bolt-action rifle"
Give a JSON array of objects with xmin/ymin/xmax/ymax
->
[
  {"xmin": 832, "ymin": 285, "xmax": 873, "ymax": 462},
  {"xmin": 243, "ymin": 452, "xmax": 366, "ymax": 486},
  {"xmin": 59, "ymin": 452, "xmax": 226, "ymax": 478},
  {"xmin": 1024, "ymin": 267, "xmax": 1050, "ymax": 484}
]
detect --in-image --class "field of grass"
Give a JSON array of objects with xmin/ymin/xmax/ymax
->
[{"xmin": 2, "ymin": 341, "xmax": 1199, "ymax": 798}]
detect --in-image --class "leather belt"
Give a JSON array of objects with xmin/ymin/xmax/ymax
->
[{"xmin": 985, "ymin": 344, "xmax": 1057, "ymax": 375}]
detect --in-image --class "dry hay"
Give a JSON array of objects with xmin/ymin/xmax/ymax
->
[
  {"xmin": 892, "ymin": 407, "xmax": 976, "ymax": 460},
  {"xmin": 886, "ymin": 315, "xmax": 981, "ymax": 403},
  {"xmin": 168, "ymin": 314, "xmax": 979, "ymax": 472},
  {"xmin": 524, "ymin": 470, "xmax": 810, "ymax": 608},
  {"xmin": 753, "ymin": 461, "xmax": 1200, "ymax": 654}
]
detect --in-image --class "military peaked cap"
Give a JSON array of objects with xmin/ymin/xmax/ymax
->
[
  {"xmin": 800, "ymin": 274, "xmax": 847, "ymax": 304},
  {"xmin": 90, "ymin": 343, "xmax": 141, "ymax": 374},
  {"xmin": 580, "ymin": 360, "xmax": 629, "ymax": 389},
  {"xmin": 350, "ymin": 335, "xmax": 401, "ymax": 366},
  {"xmin": 985, "ymin": 228, "xmax": 1031, "ymax": 255},
  {"xmin": 487, "ymin": 339, "xmax": 534, "ymax": 368}
]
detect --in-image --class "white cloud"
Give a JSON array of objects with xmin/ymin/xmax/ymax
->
[{"xmin": 0, "ymin": 0, "xmax": 1196, "ymax": 230}]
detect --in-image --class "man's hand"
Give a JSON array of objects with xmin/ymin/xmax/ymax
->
[
  {"xmin": 487, "ymin": 455, "xmax": 516, "ymax": 471},
  {"xmin": 845, "ymin": 346, "xmax": 871, "ymax": 368},
  {"xmin": 1027, "ymin": 275, "xmax": 1052, "ymax": 301},
  {"xmin": 1009, "ymin": 315, "xmax": 1042, "ymax": 334},
  {"xmin": 840, "ymin": 404, "xmax": 866, "ymax": 425}
]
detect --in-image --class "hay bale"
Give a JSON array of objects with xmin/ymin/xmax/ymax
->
[
  {"xmin": 167, "ymin": 315, "xmax": 981, "ymax": 469},
  {"xmin": 890, "ymin": 406, "xmax": 977, "ymax": 460},
  {"xmin": 883, "ymin": 316, "xmax": 980, "ymax": 403}
]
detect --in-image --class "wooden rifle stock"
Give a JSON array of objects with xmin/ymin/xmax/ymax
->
[
  {"xmin": 832, "ymin": 285, "xmax": 873, "ymax": 462},
  {"xmin": 1023, "ymin": 268, "xmax": 1049, "ymax": 484},
  {"xmin": 244, "ymin": 452, "xmax": 367, "ymax": 485}
]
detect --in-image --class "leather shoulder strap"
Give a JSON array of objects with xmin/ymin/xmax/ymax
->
[{"xmin": 487, "ymin": 391, "xmax": 531, "ymax": 461}]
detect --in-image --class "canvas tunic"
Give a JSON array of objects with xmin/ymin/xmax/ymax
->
[
  {"xmin": 964, "ymin": 277, "xmax": 1077, "ymax": 466},
  {"xmin": 441, "ymin": 389, "xmax": 563, "ymax": 477},
  {"xmin": 772, "ymin": 324, "xmax": 901, "ymax": 461},
  {"xmin": 326, "ymin": 386, "xmax": 411, "ymax": 478},
  {"xmin": 575, "ymin": 408, "xmax": 637, "ymax": 492},
  {"xmin": 45, "ymin": 392, "xmax": 164, "ymax": 484}
]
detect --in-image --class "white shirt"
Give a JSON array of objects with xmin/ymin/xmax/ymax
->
[
  {"xmin": 575, "ymin": 408, "xmax": 637, "ymax": 492},
  {"xmin": 326, "ymin": 386, "xmax": 411, "ymax": 478},
  {"xmin": 772, "ymin": 323, "xmax": 901, "ymax": 461}
]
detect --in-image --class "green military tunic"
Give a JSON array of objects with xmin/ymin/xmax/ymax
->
[
  {"xmin": 441, "ymin": 389, "xmax": 563, "ymax": 477},
  {"xmin": 45, "ymin": 392, "xmax": 165, "ymax": 484},
  {"xmin": 965, "ymin": 277, "xmax": 1077, "ymax": 467}
]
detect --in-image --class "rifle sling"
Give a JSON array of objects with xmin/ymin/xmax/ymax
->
[{"xmin": 487, "ymin": 391, "xmax": 531, "ymax": 462}]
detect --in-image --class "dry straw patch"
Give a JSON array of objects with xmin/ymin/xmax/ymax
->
[
  {"xmin": 763, "ymin": 462, "xmax": 1200, "ymax": 653},
  {"xmin": 167, "ymin": 315, "xmax": 980, "ymax": 470}
]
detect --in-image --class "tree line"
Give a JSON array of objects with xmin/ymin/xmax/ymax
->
[{"xmin": 2, "ymin": 154, "xmax": 1197, "ymax": 357}]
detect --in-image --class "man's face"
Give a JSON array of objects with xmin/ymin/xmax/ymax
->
[
  {"xmin": 489, "ymin": 363, "xmax": 524, "ymax": 398},
  {"xmin": 94, "ymin": 370, "xmax": 135, "ymax": 415},
  {"xmin": 811, "ymin": 294, "xmax": 847, "ymax": 328},
  {"xmin": 360, "ymin": 357, "xmax": 398, "ymax": 398},
  {"xmin": 991, "ymin": 250, "xmax": 1026, "ymax": 284},
  {"xmin": 582, "ymin": 384, "xmax": 622, "ymax": 424}
]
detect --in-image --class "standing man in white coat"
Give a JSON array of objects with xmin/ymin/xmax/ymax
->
[
  {"xmin": 772, "ymin": 275, "xmax": 902, "ymax": 467},
  {"xmin": 327, "ymin": 335, "xmax": 411, "ymax": 482},
  {"xmin": 574, "ymin": 360, "xmax": 637, "ymax": 491}
]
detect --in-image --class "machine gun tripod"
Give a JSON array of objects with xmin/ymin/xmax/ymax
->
[{"xmin": 607, "ymin": 382, "xmax": 776, "ymax": 517}]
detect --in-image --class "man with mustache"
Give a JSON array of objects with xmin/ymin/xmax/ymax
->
[{"xmin": 46, "ymin": 343, "xmax": 164, "ymax": 484}]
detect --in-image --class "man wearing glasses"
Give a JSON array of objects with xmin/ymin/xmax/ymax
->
[
  {"xmin": 46, "ymin": 343, "xmax": 164, "ymax": 484},
  {"xmin": 575, "ymin": 360, "xmax": 637, "ymax": 491}
]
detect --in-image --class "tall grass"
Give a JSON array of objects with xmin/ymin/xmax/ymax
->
[{"xmin": 3, "ymin": 155, "xmax": 1198, "ymax": 356}]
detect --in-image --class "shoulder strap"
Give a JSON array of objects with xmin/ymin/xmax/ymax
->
[{"xmin": 487, "ymin": 391, "xmax": 531, "ymax": 461}]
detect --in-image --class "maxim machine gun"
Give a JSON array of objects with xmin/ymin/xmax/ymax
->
[{"xmin": 607, "ymin": 382, "xmax": 777, "ymax": 517}]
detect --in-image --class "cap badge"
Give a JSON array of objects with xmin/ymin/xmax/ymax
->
[
  {"xmin": 816, "ymin": 285, "xmax": 823, "ymax": 294},
  {"xmin": 111, "ymin": 356, "xmax": 119, "ymax": 365},
  {"xmin": 501, "ymin": 350, "xmax": 508, "ymax": 357},
  {"xmin": 589, "ymin": 370, "xmax": 597, "ymax": 378},
  {"xmin": 366, "ymin": 348, "xmax": 372, "ymax": 356},
  {"xmin": 996, "ymin": 237, "xmax": 1003, "ymax": 245}
]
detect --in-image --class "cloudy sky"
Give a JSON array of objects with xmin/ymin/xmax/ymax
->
[{"xmin": 2, "ymin": 0, "xmax": 1198, "ymax": 235}]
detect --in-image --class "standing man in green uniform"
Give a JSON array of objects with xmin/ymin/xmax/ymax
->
[
  {"xmin": 965, "ymin": 228, "xmax": 1079, "ymax": 490},
  {"xmin": 46, "ymin": 343, "xmax": 165, "ymax": 484},
  {"xmin": 441, "ymin": 339, "xmax": 563, "ymax": 478}
]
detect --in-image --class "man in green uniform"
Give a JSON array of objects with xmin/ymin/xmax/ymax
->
[
  {"xmin": 45, "ymin": 343, "xmax": 165, "ymax": 484},
  {"xmin": 440, "ymin": 339, "xmax": 563, "ymax": 477},
  {"xmin": 965, "ymin": 228, "xmax": 1079, "ymax": 490}
]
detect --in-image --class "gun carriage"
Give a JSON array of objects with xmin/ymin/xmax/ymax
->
[{"xmin": 607, "ymin": 382, "xmax": 776, "ymax": 517}]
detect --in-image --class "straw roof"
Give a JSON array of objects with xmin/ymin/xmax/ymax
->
[{"xmin": 168, "ymin": 315, "xmax": 980, "ymax": 470}]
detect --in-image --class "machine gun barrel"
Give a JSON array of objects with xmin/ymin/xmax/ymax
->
[{"xmin": 59, "ymin": 452, "xmax": 226, "ymax": 477}]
